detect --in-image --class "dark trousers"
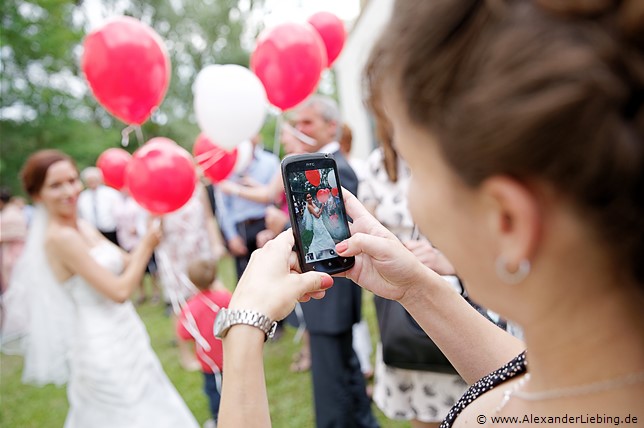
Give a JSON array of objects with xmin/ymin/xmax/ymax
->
[
  {"xmin": 203, "ymin": 371, "xmax": 222, "ymax": 422},
  {"xmin": 309, "ymin": 330, "xmax": 379, "ymax": 428},
  {"xmin": 233, "ymin": 217, "xmax": 266, "ymax": 280}
]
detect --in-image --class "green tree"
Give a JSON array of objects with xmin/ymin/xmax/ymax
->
[{"xmin": 0, "ymin": 0, "xmax": 266, "ymax": 195}]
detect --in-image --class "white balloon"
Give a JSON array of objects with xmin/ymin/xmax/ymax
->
[
  {"xmin": 194, "ymin": 64, "xmax": 268, "ymax": 150},
  {"xmin": 233, "ymin": 140, "xmax": 254, "ymax": 174},
  {"xmin": 327, "ymin": 170, "xmax": 337, "ymax": 188}
]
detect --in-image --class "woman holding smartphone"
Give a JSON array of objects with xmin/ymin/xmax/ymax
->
[{"xmin": 217, "ymin": 0, "xmax": 644, "ymax": 425}]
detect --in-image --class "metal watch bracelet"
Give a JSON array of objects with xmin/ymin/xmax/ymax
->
[{"xmin": 221, "ymin": 308, "xmax": 277, "ymax": 341}]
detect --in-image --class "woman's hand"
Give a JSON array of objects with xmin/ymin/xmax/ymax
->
[
  {"xmin": 142, "ymin": 217, "xmax": 162, "ymax": 250},
  {"xmin": 218, "ymin": 180, "xmax": 240, "ymax": 195},
  {"xmin": 403, "ymin": 239, "xmax": 456, "ymax": 275},
  {"xmin": 265, "ymin": 206, "xmax": 289, "ymax": 235},
  {"xmin": 335, "ymin": 189, "xmax": 438, "ymax": 303},
  {"xmin": 255, "ymin": 229, "xmax": 276, "ymax": 248},
  {"xmin": 230, "ymin": 230, "xmax": 334, "ymax": 322}
]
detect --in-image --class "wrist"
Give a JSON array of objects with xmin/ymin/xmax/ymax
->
[
  {"xmin": 214, "ymin": 307, "xmax": 277, "ymax": 341},
  {"xmin": 140, "ymin": 236, "xmax": 156, "ymax": 252},
  {"xmin": 398, "ymin": 264, "xmax": 439, "ymax": 309},
  {"xmin": 222, "ymin": 323, "xmax": 266, "ymax": 345}
]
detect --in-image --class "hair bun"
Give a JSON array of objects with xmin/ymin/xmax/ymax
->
[
  {"xmin": 537, "ymin": 0, "xmax": 644, "ymax": 44},
  {"xmin": 619, "ymin": 0, "xmax": 644, "ymax": 43},
  {"xmin": 536, "ymin": 0, "xmax": 615, "ymax": 16}
]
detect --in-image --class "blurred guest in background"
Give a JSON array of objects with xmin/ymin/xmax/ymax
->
[
  {"xmin": 0, "ymin": 189, "xmax": 27, "ymax": 294},
  {"xmin": 77, "ymin": 167, "xmax": 123, "ymax": 246}
]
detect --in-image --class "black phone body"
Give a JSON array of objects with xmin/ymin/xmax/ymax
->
[{"xmin": 281, "ymin": 153, "xmax": 355, "ymax": 274}]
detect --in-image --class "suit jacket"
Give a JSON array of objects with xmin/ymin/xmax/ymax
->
[{"xmin": 300, "ymin": 150, "xmax": 362, "ymax": 335}]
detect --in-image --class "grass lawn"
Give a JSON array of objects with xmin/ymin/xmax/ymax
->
[{"xmin": 0, "ymin": 256, "xmax": 409, "ymax": 427}]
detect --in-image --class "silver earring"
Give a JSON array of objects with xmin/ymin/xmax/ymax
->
[{"xmin": 495, "ymin": 256, "xmax": 530, "ymax": 285}]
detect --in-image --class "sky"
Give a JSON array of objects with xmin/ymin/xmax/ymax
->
[
  {"xmin": 83, "ymin": 0, "xmax": 361, "ymax": 29},
  {"xmin": 261, "ymin": 0, "xmax": 361, "ymax": 25}
]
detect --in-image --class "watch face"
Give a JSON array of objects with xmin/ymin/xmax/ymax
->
[{"xmin": 213, "ymin": 308, "xmax": 227, "ymax": 338}]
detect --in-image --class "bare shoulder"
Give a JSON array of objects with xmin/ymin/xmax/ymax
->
[
  {"xmin": 46, "ymin": 223, "xmax": 85, "ymax": 252},
  {"xmin": 78, "ymin": 219, "xmax": 104, "ymax": 244}
]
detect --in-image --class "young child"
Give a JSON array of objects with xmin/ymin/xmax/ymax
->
[{"xmin": 176, "ymin": 258, "xmax": 232, "ymax": 426}]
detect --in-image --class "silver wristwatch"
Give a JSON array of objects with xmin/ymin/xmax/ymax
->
[{"xmin": 213, "ymin": 308, "xmax": 277, "ymax": 341}]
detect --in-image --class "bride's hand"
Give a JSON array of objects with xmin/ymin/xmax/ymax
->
[
  {"xmin": 335, "ymin": 189, "xmax": 435, "ymax": 303},
  {"xmin": 229, "ymin": 230, "xmax": 334, "ymax": 322},
  {"xmin": 142, "ymin": 217, "xmax": 163, "ymax": 249}
]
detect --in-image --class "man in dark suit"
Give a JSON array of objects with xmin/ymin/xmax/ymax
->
[{"xmin": 293, "ymin": 95, "xmax": 379, "ymax": 428}]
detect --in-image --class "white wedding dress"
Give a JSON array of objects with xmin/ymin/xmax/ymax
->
[
  {"xmin": 304, "ymin": 205, "xmax": 336, "ymax": 260},
  {"xmin": 62, "ymin": 243, "xmax": 198, "ymax": 428}
]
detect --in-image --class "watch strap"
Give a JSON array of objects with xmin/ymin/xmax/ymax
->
[{"xmin": 222, "ymin": 309, "xmax": 277, "ymax": 341}]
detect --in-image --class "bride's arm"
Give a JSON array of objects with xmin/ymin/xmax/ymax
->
[
  {"xmin": 49, "ymin": 223, "xmax": 161, "ymax": 303},
  {"xmin": 308, "ymin": 203, "xmax": 322, "ymax": 218}
]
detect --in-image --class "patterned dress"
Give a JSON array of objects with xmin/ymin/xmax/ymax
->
[{"xmin": 440, "ymin": 353, "xmax": 527, "ymax": 427}]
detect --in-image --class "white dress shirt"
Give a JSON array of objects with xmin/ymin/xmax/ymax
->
[{"xmin": 77, "ymin": 185, "xmax": 123, "ymax": 232}]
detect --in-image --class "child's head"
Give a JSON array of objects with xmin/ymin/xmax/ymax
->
[{"xmin": 187, "ymin": 258, "xmax": 218, "ymax": 291}]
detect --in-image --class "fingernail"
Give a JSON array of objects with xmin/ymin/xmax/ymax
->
[
  {"xmin": 336, "ymin": 241, "xmax": 348, "ymax": 253},
  {"xmin": 320, "ymin": 275, "xmax": 334, "ymax": 289}
]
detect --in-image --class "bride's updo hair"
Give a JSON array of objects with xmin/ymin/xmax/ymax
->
[
  {"xmin": 21, "ymin": 150, "xmax": 76, "ymax": 197},
  {"xmin": 366, "ymin": 0, "xmax": 644, "ymax": 284}
]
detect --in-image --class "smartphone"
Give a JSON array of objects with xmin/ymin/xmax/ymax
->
[{"xmin": 281, "ymin": 153, "xmax": 355, "ymax": 274}]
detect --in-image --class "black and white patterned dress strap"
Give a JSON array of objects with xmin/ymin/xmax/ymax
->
[{"xmin": 440, "ymin": 352, "xmax": 527, "ymax": 428}]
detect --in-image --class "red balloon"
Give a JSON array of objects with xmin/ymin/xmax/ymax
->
[
  {"xmin": 193, "ymin": 133, "xmax": 237, "ymax": 183},
  {"xmin": 305, "ymin": 169, "xmax": 321, "ymax": 187},
  {"xmin": 308, "ymin": 12, "xmax": 346, "ymax": 67},
  {"xmin": 331, "ymin": 187, "xmax": 338, "ymax": 197},
  {"xmin": 96, "ymin": 148, "xmax": 131, "ymax": 190},
  {"xmin": 126, "ymin": 138, "xmax": 197, "ymax": 215},
  {"xmin": 251, "ymin": 22, "xmax": 326, "ymax": 110},
  {"xmin": 81, "ymin": 17, "xmax": 171, "ymax": 125},
  {"xmin": 317, "ymin": 188, "xmax": 330, "ymax": 203}
]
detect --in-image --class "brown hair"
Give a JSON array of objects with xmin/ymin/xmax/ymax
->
[
  {"xmin": 21, "ymin": 150, "xmax": 76, "ymax": 197},
  {"xmin": 366, "ymin": 0, "xmax": 644, "ymax": 283},
  {"xmin": 339, "ymin": 123, "xmax": 353, "ymax": 155},
  {"xmin": 187, "ymin": 259, "xmax": 218, "ymax": 291},
  {"xmin": 367, "ymin": 88, "xmax": 399, "ymax": 183}
]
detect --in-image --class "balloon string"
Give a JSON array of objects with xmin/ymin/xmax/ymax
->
[
  {"xmin": 121, "ymin": 125, "xmax": 145, "ymax": 147},
  {"xmin": 134, "ymin": 126, "xmax": 144, "ymax": 146},
  {"xmin": 195, "ymin": 147, "xmax": 226, "ymax": 164},
  {"xmin": 196, "ymin": 150, "xmax": 227, "ymax": 172},
  {"xmin": 156, "ymin": 245, "xmax": 223, "ymax": 389},
  {"xmin": 283, "ymin": 123, "xmax": 317, "ymax": 146},
  {"xmin": 121, "ymin": 126, "xmax": 135, "ymax": 147},
  {"xmin": 273, "ymin": 112, "xmax": 283, "ymax": 157}
]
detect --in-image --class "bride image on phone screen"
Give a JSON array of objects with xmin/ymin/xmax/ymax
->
[{"xmin": 302, "ymin": 193, "xmax": 336, "ymax": 262}]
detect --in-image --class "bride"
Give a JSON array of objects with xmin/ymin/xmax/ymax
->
[
  {"xmin": 1, "ymin": 150, "xmax": 198, "ymax": 427},
  {"xmin": 303, "ymin": 193, "xmax": 336, "ymax": 261}
]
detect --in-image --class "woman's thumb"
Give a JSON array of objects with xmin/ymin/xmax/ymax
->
[
  {"xmin": 335, "ymin": 233, "xmax": 390, "ymax": 258},
  {"xmin": 297, "ymin": 272, "xmax": 334, "ymax": 295}
]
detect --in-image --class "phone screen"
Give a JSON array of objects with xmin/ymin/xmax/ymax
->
[{"xmin": 282, "ymin": 154, "xmax": 354, "ymax": 273}]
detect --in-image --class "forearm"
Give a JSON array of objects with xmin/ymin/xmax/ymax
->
[
  {"xmin": 117, "ymin": 241, "xmax": 153, "ymax": 300},
  {"xmin": 235, "ymin": 185, "xmax": 275, "ymax": 204},
  {"xmin": 401, "ymin": 269, "xmax": 525, "ymax": 384},
  {"xmin": 219, "ymin": 326, "xmax": 271, "ymax": 428}
]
